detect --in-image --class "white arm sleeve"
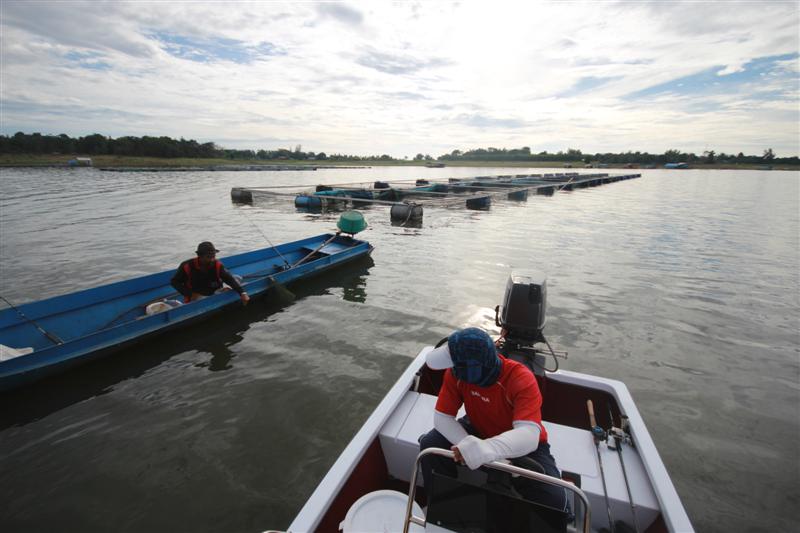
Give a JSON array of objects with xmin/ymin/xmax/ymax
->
[
  {"xmin": 433, "ymin": 410, "xmax": 470, "ymax": 445},
  {"xmin": 455, "ymin": 422, "xmax": 541, "ymax": 470}
]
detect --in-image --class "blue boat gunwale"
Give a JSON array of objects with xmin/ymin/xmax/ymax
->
[
  {"xmin": 0, "ymin": 234, "xmax": 372, "ymax": 388},
  {"xmin": 0, "ymin": 233, "xmax": 350, "ymax": 327}
]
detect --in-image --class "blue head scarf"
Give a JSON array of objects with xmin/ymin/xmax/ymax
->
[{"xmin": 447, "ymin": 327, "xmax": 502, "ymax": 387}]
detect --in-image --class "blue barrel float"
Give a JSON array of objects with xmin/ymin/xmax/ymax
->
[
  {"xmin": 295, "ymin": 194, "xmax": 324, "ymax": 208},
  {"xmin": 231, "ymin": 187, "xmax": 253, "ymax": 204},
  {"xmin": 507, "ymin": 189, "xmax": 528, "ymax": 201},
  {"xmin": 466, "ymin": 195, "xmax": 491, "ymax": 210},
  {"xmin": 390, "ymin": 202, "xmax": 423, "ymax": 222}
]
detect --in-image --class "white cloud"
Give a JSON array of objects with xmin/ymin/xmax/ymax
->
[{"xmin": 1, "ymin": 0, "xmax": 798, "ymax": 157}]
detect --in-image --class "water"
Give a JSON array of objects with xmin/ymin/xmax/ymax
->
[{"xmin": 0, "ymin": 166, "xmax": 797, "ymax": 532}]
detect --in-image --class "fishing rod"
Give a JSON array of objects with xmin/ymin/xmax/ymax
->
[
  {"xmin": 587, "ymin": 399, "xmax": 615, "ymax": 533},
  {"xmin": 0, "ymin": 294, "xmax": 64, "ymax": 345},
  {"xmin": 235, "ymin": 206, "xmax": 292, "ymax": 269},
  {"xmin": 608, "ymin": 404, "xmax": 641, "ymax": 533},
  {"xmin": 233, "ymin": 206, "xmax": 296, "ymax": 301}
]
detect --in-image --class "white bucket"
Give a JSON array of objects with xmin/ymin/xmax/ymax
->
[{"xmin": 339, "ymin": 490, "xmax": 425, "ymax": 533}]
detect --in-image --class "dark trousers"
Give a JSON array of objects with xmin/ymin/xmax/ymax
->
[{"xmin": 418, "ymin": 418, "xmax": 570, "ymax": 517}]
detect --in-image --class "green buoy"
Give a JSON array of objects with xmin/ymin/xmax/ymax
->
[{"xmin": 337, "ymin": 211, "xmax": 367, "ymax": 235}]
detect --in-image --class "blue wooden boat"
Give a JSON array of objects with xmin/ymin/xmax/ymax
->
[{"xmin": 0, "ymin": 233, "xmax": 373, "ymax": 391}]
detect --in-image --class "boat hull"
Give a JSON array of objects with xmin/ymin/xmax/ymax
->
[{"xmin": 0, "ymin": 234, "xmax": 373, "ymax": 391}]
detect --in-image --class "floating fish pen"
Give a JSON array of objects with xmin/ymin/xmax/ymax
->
[
  {"xmin": 100, "ymin": 165, "xmax": 321, "ymax": 172},
  {"xmin": 99, "ymin": 164, "xmax": 370, "ymax": 172},
  {"xmin": 231, "ymin": 172, "xmax": 641, "ymax": 222}
]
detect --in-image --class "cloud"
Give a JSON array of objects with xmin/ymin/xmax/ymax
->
[
  {"xmin": 149, "ymin": 32, "xmax": 284, "ymax": 64},
  {"xmin": 382, "ymin": 91, "xmax": 430, "ymax": 101},
  {"xmin": 57, "ymin": 51, "xmax": 111, "ymax": 71},
  {"xmin": 558, "ymin": 76, "xmax": 621, "ymax": 97},
  {"xmin": 624, "ymin": 53, "xmax": 799, "ymax": 100},
  {"xmin": 0, "ymin": 1, "xmax": 797, "ymax": 156},
  {"xmin": 1, "ymin": 98, "xmax": 156, "ymax": 137},
  {"xmin": 453, "ymin": 114, "xmax": 527, "ymax": 130},
  {"xmin": 356, "ymin": 48, "xmax": 451, "ymax": 75},
  {"xmin": 315, "ymin": 3, "xmax": 364, "ymax": 26},
  {"xmin": 1, "ymin": 1, "xmax": 155, "ymax": 57}
]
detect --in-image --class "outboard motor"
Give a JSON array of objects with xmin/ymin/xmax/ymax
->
[
  {"xmin": 495, "ymin": 271, "xmax": 564, "ymax": 377},
  {"xmin": 497, "ymin": 272, "xmax": 546, "ymax": 345}
]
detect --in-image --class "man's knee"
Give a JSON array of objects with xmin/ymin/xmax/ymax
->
[{"xmin": 418, "ymin": 428, "xmax": 449, "ymax": 450}]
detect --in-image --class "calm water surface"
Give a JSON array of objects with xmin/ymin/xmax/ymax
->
[{"xmin": 0, "ymin": 166, "xmax": 797, "ymax": 532}]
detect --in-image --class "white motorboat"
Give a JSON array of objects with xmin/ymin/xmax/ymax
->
[{"xmin": 281, "ymin": 274, "xmax": 694, "ymax": 533}]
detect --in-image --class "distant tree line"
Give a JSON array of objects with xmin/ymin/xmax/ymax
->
[
  {"xmin": 0, "ymin": 133, "xmax": 328, "ymax": 161},
  {"xmin": 0, "ymin": 132, "xmax": 222, "ymax": 158},
  {"xmin": 2, "ymin": 132, "xmax": 797, "ymax": 165},
  {"xmin": 438, "ymin": 146, "xmax": 799, "ymax": 165}
]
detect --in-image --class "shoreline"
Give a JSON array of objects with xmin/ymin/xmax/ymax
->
[{"xmin": 0, "ymin": 154, "xmax": 796, "ymax": 171}]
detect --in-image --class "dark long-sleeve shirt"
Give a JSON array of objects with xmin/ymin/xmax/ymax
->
[{"xmin": 170, "ymin": 258, "xmax": 245, "ymax": 300}]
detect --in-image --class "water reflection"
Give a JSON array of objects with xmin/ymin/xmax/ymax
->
[{"xmin": 0, "ymin": 255, "xmax": 375, "ymax": 429}]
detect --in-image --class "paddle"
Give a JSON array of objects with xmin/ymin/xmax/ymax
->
[{"xmin": 290, "ymin": 232, "xmax": 340, "ymax": 269}]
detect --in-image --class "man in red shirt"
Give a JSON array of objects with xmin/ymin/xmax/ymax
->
[
  {"xmin": 419, "ymin": 327, "xmax": 568, "ymax": 523},
  {"xmin": 170, "ymin": 241, "xmax": 250, "ymax": 305}
]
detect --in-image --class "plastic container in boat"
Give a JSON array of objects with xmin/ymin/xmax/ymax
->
[{"xmin": 339, "ymin": 490, "xmax": 424, "ymax": 533}]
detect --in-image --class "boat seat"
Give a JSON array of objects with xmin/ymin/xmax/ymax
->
[
  {"xmin": 379, "ymin": 390, "xmax": 662, "ymax": 532},
  {"xmin": 425, "ymin": 468, "xmax": 569, "ymax": 533},
  {"xmin": 297, "ymin": 246, "xmax": 329, "ymax": 258}
]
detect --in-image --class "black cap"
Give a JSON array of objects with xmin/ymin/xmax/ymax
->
[{"xmin": 196, "ymin": 241, "xmax": 219, "ymax": 255}]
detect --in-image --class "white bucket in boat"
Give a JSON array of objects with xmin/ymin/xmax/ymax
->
[
  {"xmin": 339, "ymin": 490, "xmax": 425, "ymax": 533},
  {"xmin": 0, "ymin": 344, "xmax": 34, "ymax": 361},
  {"xmin": 145, "ymin": 300, "xmax": 183, "ymax": 316}
]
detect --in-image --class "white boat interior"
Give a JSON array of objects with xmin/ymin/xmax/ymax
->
[{"xmin": 285, "ymin": 347, "xmax": 693, "ymax": 533}]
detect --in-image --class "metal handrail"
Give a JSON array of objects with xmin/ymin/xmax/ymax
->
[{"xmin": 403, "ymin": 447, "xmax": 592, "ymax": 533}]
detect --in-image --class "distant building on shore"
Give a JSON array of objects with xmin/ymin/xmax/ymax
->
[{"xmin": 68, "ymin": 157, "xmax": 93, "ymax": 167}]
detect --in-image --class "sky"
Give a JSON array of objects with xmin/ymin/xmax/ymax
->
[{"xmin": 1, "ymin": 1, "xmax": 799, "ymax": 158}]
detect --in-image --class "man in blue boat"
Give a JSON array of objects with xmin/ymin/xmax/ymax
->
[
  {"xmin": 171, "ymin": 241, "xmax": 250, "ymax": 305},
  {"xmin": 419, "ymin": 327, "xmax": 569, "ymax": 528}
]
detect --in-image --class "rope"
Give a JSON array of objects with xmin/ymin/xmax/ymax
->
[
  {"xmin": 0, "ymin": 294, "xmax": 64, "ymax": 345},
  {"xmin": 400, "ymin": 203, "xmax": 416, "ymax": 227},
  {"xmin": 555, "ymin": 175, "xmax": 577, "ymax": 192}
]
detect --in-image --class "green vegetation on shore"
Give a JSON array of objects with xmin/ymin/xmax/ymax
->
[
  {"xmin": 1, "ymin": 132, "xmax": 797, "ymax": 169},
  {"xmin": 1, "ymin": 153, "xmax": 794, "ymax": 171}
]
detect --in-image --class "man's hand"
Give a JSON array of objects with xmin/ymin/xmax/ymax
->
[
  {"xmin": 240, "ymin": 292, "xmax": 250, "ymax": 305},
  {"xmin": 451, "ymin": 445, "xmax": 465, "ymax": 465},
  {"xmin": 453, "ymin": 435, "xmax": 497, "ymax": 470}
]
